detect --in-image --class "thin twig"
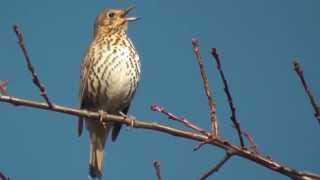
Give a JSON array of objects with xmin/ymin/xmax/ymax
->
[
  {"xmin": 193, "ymin": 140, "xmax": 208, "ymax": 151},
  {"xmin": 293, "ymin": 60, "xmax": 320, "ymax": 124},
  {"xmin": 12, "ymin": 25, "xmax": 53, "ymax": 108},
  {"xmin": 153, "ymin": 160, "xmax": 163, "ymax": 180},
  {"xmin": 151, "ymin": 104, "xmax": 209, "ymax": 136},
  {"xmin": 0, "ymin": 170, "xmax": 9, "ymax": 180},
  {"xmin": 0, "ymin": 80, "xmax": 9, "ymax": 95},
  {"xmin": 192, "ymin": 38, "xmax": 219, "ymax": 137},
  {"xmin": 237, "ymin": 126, "xmax": 260, "ymax": 154},
  {"xmin": 200, "ymin": 151, "xmax": 233, "ymax": 180},
  {"xmin": 0, "ymin": 95, "xmax": 319, "ymax": 180},
  {"xmin": 211, "ymin": 48, "xmax": 245, "ymax": 147},
  {"xmin": 193, "ymin": 132, "xmax": 251, "ymax": 153}
]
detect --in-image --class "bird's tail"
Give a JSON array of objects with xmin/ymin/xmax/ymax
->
[{"xmin": 88, "ymin": 123, "xmax": 111, "ymax": 179}]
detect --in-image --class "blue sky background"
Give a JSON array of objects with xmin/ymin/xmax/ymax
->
[{"xmin": 0, "ymin": 0, "xmax": 319, "ymax": 179}]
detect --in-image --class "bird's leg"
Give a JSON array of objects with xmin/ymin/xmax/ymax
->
[
  {"xmin": 98, "ymin": 109, "xmax": 108, "ymax": 128},
  {"xmin": 118, "ymin": 111, "xmax": 135, "ymax": 127}
]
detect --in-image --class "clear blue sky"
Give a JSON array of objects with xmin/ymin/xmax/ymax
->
[{"xmin": 0, "ymin": 0, "xmax": 319, "ymax": 179}]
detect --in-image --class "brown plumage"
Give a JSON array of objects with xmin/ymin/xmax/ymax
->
[{"xmin": 78, "ymin": 7, "xmax": 141, "ymax": 178}]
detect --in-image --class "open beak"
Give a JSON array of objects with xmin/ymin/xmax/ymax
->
[{"xmin": 124, "ymin": 6, "xmax": 141, "ymax": 22}]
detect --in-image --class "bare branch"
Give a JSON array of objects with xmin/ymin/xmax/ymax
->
[
  {"xmin": 192, "ymin": 38, "xmax": 219, "ymax": 137},
  {"xmin": 0, "ymin": 170, "xmax": 10, "ymax": 180},
  {"xmin": 12, "ymin": 25, "xmax": 53, "ymax": 108},
  {"xmin": 200, "ymin": 151, "xmax": 233, "ymax": 180},
  {"xmin": 0, "ymin": 80, "xmax": 9, "ymax": 95},
  {"xmin": 211, "ymin": 48, "xmax": 245, "ymax": 147},
  {"xmin": 0, "ymin": 95, "xmax": 318, "ymax": 180},
  {"xmin": 236, "ymin": 126, "xmax": 260, "ymax": 154},
  {"xmin": 2, "ymin": 31, "xmax": 319, "ymax": 180},
  {"xmin": 153, "ymin": 160, "xmax": 163, "ymax": 180},
  {"xmin": 293, "ymin": 60, "xmax": 320, "ymax": 124},
  {"xmin": 151, "ymin": 104, "xmax": 209, "ymax": 136},
  {"xmin": 193, "ymin": 140, "xmax": 208, "ymax": 151}
]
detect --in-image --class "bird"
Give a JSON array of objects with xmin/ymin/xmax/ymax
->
[{"xmin": 78, "ymin": 7, "xmax": 141, "ymax": 178}]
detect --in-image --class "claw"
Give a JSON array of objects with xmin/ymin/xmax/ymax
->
[
  {"xmin": 98, "ymin": 109, "xmax": 107, "ymax": 128},
  {"xmin": 119, "ymin": 111, "xmax": 126, "ymax": 117},
  {"xmin": 119, "ymin": 110, "xmax": 135, "ymax": 128}
]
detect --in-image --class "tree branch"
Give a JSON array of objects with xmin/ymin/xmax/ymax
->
[
  {"xmin": 200, "ymin": 151, "xmax": 233, "ymax": 180},
  {"xmin": 0, "ymin": 170, "xmax": 10, "ymax": 180},
  {"xmin": 153, "ymin": 160, "xmax": 163, "ymax": 180},
  {"xmin": 0, "ymin": 95, "xmax": 318, "ymax": 180},
  {"xmin": 12, "ymin": 25, "xmax": 53, "ymax": 108},
  {"xmin": 192, "ymin": 38, "xmax": 219, "ymax": 137},
  {"xmin": 0, "ymin": 80, "xmax": 9, "ymax": 95},
  {"xmin": 151, "ymin": 104, "xmax": 209, "ymax": 136},
  {"xmin": 293, "ymin": 60, "xmax": 320, "ymax": 124},
  {"xmin": 237, "ymin": 126, "xmax": 260, "ymax": 154},
  {"xmin": 211, "ymin": 48, "xmax": 245, "ymax": 147},
  {"xmin": 3, "ymin": 25, "xmax": 319, "ymax": 180}
]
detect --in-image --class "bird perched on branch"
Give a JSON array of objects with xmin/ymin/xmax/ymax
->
[{"xmin": 78, "ymin": 7, "xmax": 141, "ymax": 178}]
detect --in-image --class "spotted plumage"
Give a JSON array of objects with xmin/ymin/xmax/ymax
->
[{"xmin": 78, "ymin": 7, "xmax": 141, "ymax": 178}]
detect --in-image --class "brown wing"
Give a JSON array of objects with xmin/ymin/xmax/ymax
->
[{"xmin": 78, "ymin": 45, "xmax": 95, "ymax": 137}]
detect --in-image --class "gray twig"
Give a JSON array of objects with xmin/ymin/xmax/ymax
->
[{"xmin": 293, "ymin": 60, "xmax": 320, "ymax": 124}]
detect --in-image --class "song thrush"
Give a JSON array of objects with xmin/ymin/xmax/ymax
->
[{"xmin": 78, "ymin": 7, "xmax": 141, "ymax": 178}]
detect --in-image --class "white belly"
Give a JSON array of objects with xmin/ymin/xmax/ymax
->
[
  {"xmin": 93, "ymin": 43, "xmax": 140, "ymax": 112},
  {"xmin": 105, "ymin": 65, "xmax": 132, "ymax": 110}
]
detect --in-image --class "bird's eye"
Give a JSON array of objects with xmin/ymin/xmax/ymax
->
[{"xmin": 108, "ymin": 12, "xmax": 115, "ymax": 18}]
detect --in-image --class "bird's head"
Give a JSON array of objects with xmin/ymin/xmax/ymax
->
[{"xmin": 94, "ymin": 7, "xmax": 139, "ymax": 36}]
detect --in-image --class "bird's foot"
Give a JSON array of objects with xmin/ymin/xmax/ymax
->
[
  {"xmin": 98, "ymin": 109, "xmax": 108, "ymax": 128},
  {"xmin": 118, "ymin": 111, "xmax": 135, "ymax": 128}
]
